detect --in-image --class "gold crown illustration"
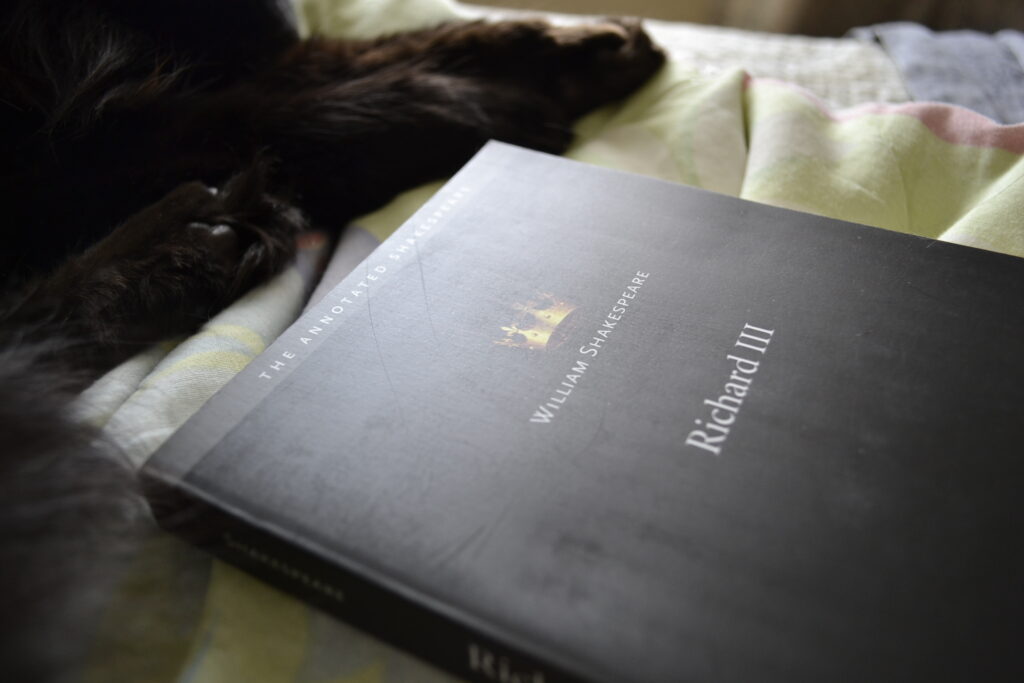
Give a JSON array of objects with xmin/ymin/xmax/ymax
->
[{"xmin": 495, "ymin": 293, "xmax": 577, "ymax": 351}]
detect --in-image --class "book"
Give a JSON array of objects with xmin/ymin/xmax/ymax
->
[{"xmin": 143, "ymin": 141, "xmax": 1024, "ymax": 683}]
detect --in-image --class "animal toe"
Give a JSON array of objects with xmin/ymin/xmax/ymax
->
[
  {"xmin": 548, "ymin": 21, "xmax": 630, "ymax": 49},
  {"xmin": 187, "ymin": 222, "xmax": 240, "ymax": 266}
]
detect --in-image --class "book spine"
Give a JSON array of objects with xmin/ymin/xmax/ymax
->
[{"xmin": 143, "ymin": 470, "xmax": 591, "ymax": 683}]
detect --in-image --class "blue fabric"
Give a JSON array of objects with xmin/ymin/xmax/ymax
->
[{"xmin": 852, "ymin": 22, "xmax": 1024, "ymax": 124}]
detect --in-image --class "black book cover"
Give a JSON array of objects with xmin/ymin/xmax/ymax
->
[{"xmin": 144, "ymin": 142, "xmax": 1024, "ymax": 683}]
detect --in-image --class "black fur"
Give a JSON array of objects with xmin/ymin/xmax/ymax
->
[{"xmin": 0, "ymin": 1, "xmax": 663, "ymax": 677}]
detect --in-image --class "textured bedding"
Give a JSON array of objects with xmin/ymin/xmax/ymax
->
[{"xmin": 75, "ymin": 1, "xmax": 1024, "ymax": 681}]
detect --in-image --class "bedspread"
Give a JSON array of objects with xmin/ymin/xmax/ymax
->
[{"xmin": 74, "ymin": 2, "xmax": 1024, "ymax": 681}]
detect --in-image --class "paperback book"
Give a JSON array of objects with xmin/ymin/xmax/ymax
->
[{"xmin": 144, "ymin": 142, "xmax": 1024, "ymax": 683}]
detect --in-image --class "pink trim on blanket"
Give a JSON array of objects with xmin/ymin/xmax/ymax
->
[
  {"xmin": 745, "ymin": 75, "xmax": 1024, "ymax": 154},
  {"xmin": 839, "ymin": 102, "xmax": 1024, "ymax": 154}
]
